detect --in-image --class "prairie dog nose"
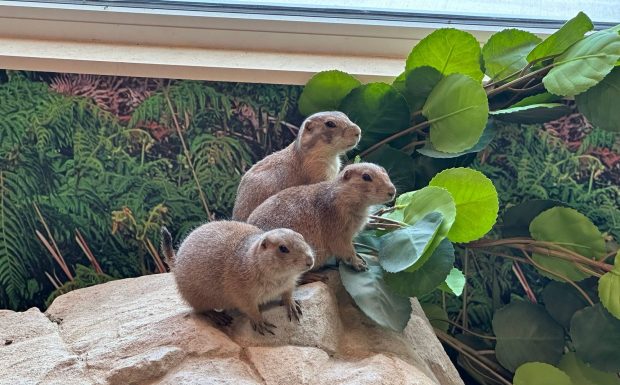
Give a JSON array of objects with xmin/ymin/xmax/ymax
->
[
  {"xmin": 350, "ymin": 125, "xmax": 361, "ymax": 137},
  {"xmin": 388, "ymin": 186, "xmax": 396, "ymax": 198},
  {"xmin": 306, "ymin": 255, "xmax": 315, "ymax": 268}
]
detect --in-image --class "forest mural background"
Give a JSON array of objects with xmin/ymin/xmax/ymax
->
[{"xmin": 0, "ymin": 69, "xmax": 618, "ymax": 312}]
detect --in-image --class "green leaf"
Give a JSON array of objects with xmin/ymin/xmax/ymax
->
[
  {"xmin": 363, "ymin": 145, "xmax": 417, "ymax": 193},
  {"xmin": 571, "ymin": 303, "xmax": 620, "ymax": 372},
  {"xmin": 379, "ymin": 212, "xmax": 444, "ymax": 273},
  {"xmin": 298, "ymin": 70, "xmax": 361, "ymax": 116},
  {"xmin": 543, "ymin": 29, "xmax": 620, "ymax": 96},
  {"xmin": 599, "ymin": 251, "xmax": 620, "ymax": 320},
  {"xmin": 512, "ymin": 92, "xmax": 562, "ymax": 107},
  {"xmin": 441, "ymin": 267, "xmax": 466, "ymax": 296},
  {"xmin": 339, "ymin": 82, "xmax": 410, "ymax": 135},
  {"xmin": 542, "ymin": 281, "xmax": 589, "ymax": 329},
  {"xmin": 482, "ymin": 29, "xmax": 542, "ymax": 80},
  {"xmin": 417, "ymin": 121, "xmax": 496, "ymax": 159},
  {"xmin": 527, "ymin": 12, "xmax": 594, "ymax": 62},
  {"xmin": 423, "ymin": 74, "xmax": 489, "ymax": 153},
  {"xmin": 429, "ymin": 168, "xmax": 499, "ymax": 243},
  {"xmin": 529, "ymin": 207, "xmax": 606, "ymax": 282},
  {"xmin": 514, "ymin": 362, "xmax": 573, "ymax": 385},
  {"xmin": 385, "ymin": 238, "xmax": 455, "ymax": 297},
  {"xmin": 339, "ymin": 253, "xmax": 412, "ymax": 332},
  {"xmin": 502, "ymin": 199, "xmax": 568, "ymax": 238},
  {"xmin": 493, "ymin": 301, "xmax": 566, "ymax": 372},
  {"xmin": 490, "ymin": 103, "xmax": 572, "ymax": 124},
  {"xmin": 421, "ymin": 303, "xmax": 450, "ymax": 332},
  {"xmin": 393, "ymin": 66, "xmax": 443, "ymax": 112},
  {"xmin": 559, "ymin": 352, "xmax": 620, "ymax": 385},
  {"xmin": 402, "ymin": 186, "xmax": 456, "ymax": 270},
  {"xmin": 407, "ymin": 28, "xmax": 484, "ymax": 82},
  {"xmin": 576, "ymin": 67, "xmax": 620, "ymax": 133}
]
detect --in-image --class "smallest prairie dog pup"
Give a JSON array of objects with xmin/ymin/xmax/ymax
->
[
  {"xmin": 232, "ymin": 111, "xmax": 362, "ymax": 221},
  {"xmin": 248, "ymin": 163, "xmax": 396, "ymax": 272},
  {"xmin": 161, "ymin": 221, "xmax": 315, "ymax": 335}
]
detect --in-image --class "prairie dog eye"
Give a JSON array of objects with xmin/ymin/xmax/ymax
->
[
  {"xmin": 325, "ymin": 120, "xmax": 336, "ymax": 128},
  {"xmin": 362, "ymin": 173, "xmax": 372, "ymax": 182},
  {"xmin": 279, "ymin": 245, "xmax": 290, "ymax": 253}
]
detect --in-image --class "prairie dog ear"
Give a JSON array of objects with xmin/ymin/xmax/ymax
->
[
  {"xmin": 303, "ymin": 118, "xmax": 314, "ymax": 132},
  {"xmin": 343, "ymin": 168, "xmax": 353, "ymax": 180},
  {"xmin": 260, "ymin": 235, "xmax": 271, "ymax": 249}
]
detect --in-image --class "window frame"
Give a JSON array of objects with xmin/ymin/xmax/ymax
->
[{"xmin": 0, "ymin": 1, "xmax": 608, "ymax": 84}]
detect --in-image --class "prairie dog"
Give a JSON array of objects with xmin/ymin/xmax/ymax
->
[
  {"xmin": 161, "ymin": 221, "xmax": 315, "ymax": 335},
  {"xmin": 232, "ymin": 111, "xmax": 361, "ymax": 221},
  {"xmin": 247, "ymin": 163, "xmax": 396, "ymax": 272}
]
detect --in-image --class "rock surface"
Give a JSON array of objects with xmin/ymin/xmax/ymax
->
[{"xmin": 1, "ymin": 272, "xmax": 464, "ymax": 385}]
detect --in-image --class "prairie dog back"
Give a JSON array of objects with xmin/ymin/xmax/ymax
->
[{"xmin": 232, "ymin": 111, "xmax": 361, "ymax": 221}]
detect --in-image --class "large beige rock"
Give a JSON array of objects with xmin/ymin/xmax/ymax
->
[
  {"xmin": 230, "ymin": 282, "xmax": 341, "ymax": 353},
  {"xmin": 0, "ymin": 272, "xmax": 463, "ymax": 385},
  {"xmin": 0, "ymin": 308, "xmax": 93, "ymax": 385}
]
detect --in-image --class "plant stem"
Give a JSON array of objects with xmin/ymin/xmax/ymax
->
[
  {"xmin": 486, "ymin": 64, "xmax": 553, "ymax": 98},
  {"xmin": 520, "ymin": 250, "xmax": 595, "ymax": 306},
  {"xmin": 163, "ymin": 89, "xmax": 212, "ymax": 220},
  {"xmin": 358, "ymin": 120, "xmax": 432, "ymax": 158},
  {"xmin": 435, "ymin": 330, "xmax": 513, "ymax": 385}
]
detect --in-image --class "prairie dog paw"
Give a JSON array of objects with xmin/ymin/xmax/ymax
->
[{"xmin": 251, "ymin": 319, "xmax": 277, "ymax": 335}]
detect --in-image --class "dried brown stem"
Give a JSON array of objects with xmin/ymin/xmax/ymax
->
[
  {"xmin": 75, "ymin": 230, "xmax": 103, "ymax": 275},
  {"xmin": 35, "ymin": 230, "xmax": 73, "ymax": 281}
]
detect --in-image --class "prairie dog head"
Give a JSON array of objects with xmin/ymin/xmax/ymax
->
[
  {"xmin": 338, "ymin": 162, "xmax": 396, "ymax": 205},
  {"xmin": 254, "ymin": 228, "xmax": 315, "ymax": 274},
  {"xmin": 296, "ymin": 111, "xmax": 361, "ymax": 154}
]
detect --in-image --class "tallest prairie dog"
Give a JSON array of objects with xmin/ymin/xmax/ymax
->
[{"xmin": 232, "ymin": 111, "xmax": 361, "ymax": 221}]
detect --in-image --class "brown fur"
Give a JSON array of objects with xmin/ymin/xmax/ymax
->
[
  {"xmin": 247, "ymin": 163, "xmax": 396, "ymax": 272},
  {"xmin": 160, "ymin": 221, "xmax": 314, "ymax": 334},
  {"xmin": 232, "ymin": 111, "xmax": 361, "ymax": 221}
]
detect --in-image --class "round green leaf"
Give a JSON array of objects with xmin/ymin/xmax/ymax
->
[
  {"xmin": 393, "ymin": 66, "xmax": 444, "ymax": 112},
  {"xmin": 298, "ymin": 70, "xmax": 361, "ymax": 116},
  {"xmin": 543, "ymin": 29, "xmax": 620, "ymax": 97},
  {"xmin": 417, "ymin": 121, "xmax": 496, "ymax": 159},
  {"xmin": 379, "ymin": 212, "xmax": 444, "ymax": 273},
  {"xmin": 406, "ymin": 28, "xmax": 484, "ymax": 82},
  {"xmin": 542, "ymin": 281, "xmax": 589, "ymax": 329},
  {"xmin": 559, "ymin": 352, "xmax": 620, "ymax": 385},
  {"xmin": 440, "ymin": 267, "xmax": 466, "ymax": 297},
  {"xmin": 364, "ymin": 145, "xmax": 417, "ymax": 193},
  {"xmin": 599, "ymin": 251, "xmax": 620, "ymax": 320},
  {"xmin": 423, "ymin": 74, "xmax": 489, "ymax": 153},
  {"xmin": 490, "ymin": 103, "xmax": 572, "ymax": 124},
  {"xmin": 527, "ymin": 12, "xmax": 594, "ymax": 63},
  {"xmin": 482, "ymin": 29, "xmax": 542, "ymax": 80},
  {"xmin": 571, "ymin": 303, "xmax": 620, "ymax": 372},
  {"xmin": 429, "ymin": 168, "xmax": 499, "ymax": 243},
  {"xmin": 493, "ymin": 301, "xmax": 565, "ymax": 372},
  {"xmin": 502, "ymin": 199, "xmax": 568, "ymax": 238},
  {"xmin": 402, "ymin": 186, "xmax": 456, "ymax": 270},
  {"xmin": 339, "ymin": 82, "xmax": 410, "ymax": 134},
  {"xmin": 514, "ymin": 362, "xmax": 573, "ymax": 385},
  {"xmin": 339, "ymin": 253, "xmax": 412, "ymax": 332},
  {"xmin": 529, "ymin": 207, "xmax": 606, "ymax": 282},
  {"xmin": 576, "ymin": 67, "xmax": 620, "ymax": 133},
  {"xmin": 385, "ymin": 238, "xmax": 455, "ymax": 297}
]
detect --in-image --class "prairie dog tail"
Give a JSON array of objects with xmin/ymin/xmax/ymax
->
[{"xmin": 160, "ymin": 226, "xmax": 175, "ymax": 268}]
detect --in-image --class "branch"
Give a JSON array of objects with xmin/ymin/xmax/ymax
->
[{"xmin": 359, "ymin": 120, "xmax": 431, "ymax": 158}]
